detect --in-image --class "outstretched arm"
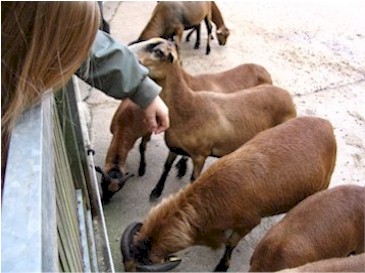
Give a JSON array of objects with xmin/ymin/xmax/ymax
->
[{"xmin": 77, "ymin": 30, "xmax": 169, "ymax": 134}]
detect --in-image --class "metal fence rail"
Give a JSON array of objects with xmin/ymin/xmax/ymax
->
[{"xmin": 1, "ymin": 77, "xmax": 114, "ymax": 272}]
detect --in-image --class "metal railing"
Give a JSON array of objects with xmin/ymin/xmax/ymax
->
[{"xmin": 1, "ymin": 77, "xmax": 114, "ymax": 272}]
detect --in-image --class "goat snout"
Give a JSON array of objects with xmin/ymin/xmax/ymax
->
[
  {"xmin": 121, "ymin": 222, "xmax": 182, "ymax": 272},
  {"xmin": 95, "ymin": 166, "xmax": 135, "ymax": 204}
]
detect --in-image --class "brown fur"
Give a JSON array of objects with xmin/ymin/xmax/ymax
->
[
  {"xmin": 211, "ymin": 1, "xmax": 230, "ymax": 45},
  {"xmin": 132, "ymin": 1, "xmax": 213, "ymax": 54},
  {"xmin": 278, "ymin": 253, "xmax": 365, "ymax": 272},
  {"xmin": 103, "ymin": 44, "xmax": 272, "ymax": 191},
  {"xmin": 128, "ymin": 117, "xmax": 337, "ymax": 271},
  {"xmin": 104, "ymin": 99, "xmax": 147, "ymax": 174},
  {"xmin": 135, "ymin": 38, "xmax": 296, "ymax": 185},
  {"xmin": 249, "ymin": 185, "xmax": 364, "ymax": 272},
  {"xmin": 186, "ymin": 1, "xmax": 230, "ymax": 46}
]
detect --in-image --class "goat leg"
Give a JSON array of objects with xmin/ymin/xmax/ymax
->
[
  {"xmin": 194, "ymin": 24, "xmax": 201, "ymax": 49},
  {"xmin": 150, "ymin": 151, "xmax": 178, "ymax": 201},
  {"xmin": 204, "ymin": 17, "xmax": 212, "ymax": 55},
  {"xmin": 214, "ymin": 245, "xmax": 233, "ymax": 272},
  {"xmin": 213, "ymin": 228, "xmax": 253, "ymax": 272},
  {"xmin": 104, "ymin": 135, "xmax": 119, "ymax": 173},
  {"xmin": 185, "ymin": 28, "xmax": 194, "ymax": 42},
  {"xmin": 190, "ymin": 155, "xmax": 207, "ymax": 181},
  {"xmin": 138, "ymin": 133, "xmax": 151, "ymax": 176},
  {"xmin": 175, "ymin": 156, "xmax": 189, "ymax": 178},
  {"xmin": 174, "ymin": 25, "xmax": 184, "ymax": 53},
  {"xmin": 185, "ymin": 25, "xmax": 199, "ymax": 43}
]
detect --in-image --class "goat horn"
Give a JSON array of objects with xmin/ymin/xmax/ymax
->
[
  {"xmin": 121, "ymin": 222, "xmax": 142, "ymax": 262},
  {"xmin": 120, "ymin": 172, "xmax": 135, "ymax": 185},
  {"xmin": 136, "ymin": 256, "xmax": 182, "ymax": 272}
]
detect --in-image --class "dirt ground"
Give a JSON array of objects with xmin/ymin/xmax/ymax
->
[{"xmin": 85, "ymin": 1, "xmax": 365, "ymax": 271}]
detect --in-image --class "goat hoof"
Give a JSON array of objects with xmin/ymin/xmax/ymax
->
[
  {"xmin": 213, "ymin": 263, "xmax": 228, "ymax": 272},
  {"xmin": 138, "ymin": 165, "xmax": 146, "ymax": 176},
  {"xmin": 149, "ymin": 189, "xmax": 161, "ymax": 201},
  {"xmin": 194, "ymin": 44, "xmax": 200, "ymax": 49}
]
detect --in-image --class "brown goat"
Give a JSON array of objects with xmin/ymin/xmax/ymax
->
[
  {"xmin": 121, "ymin": 116, "xmax": 337, "ymax": 272},
  {"xmin": 132, "ymin": 38, "xmax": 296, "ymax": 200},
  {"xmin": 277, "ymin": 253, "xmax": 365, "ymax": 272},
  {"xmin": 97, "ymin": 99, "xmax": 147, "ymax": 204},
  {"xmin": 249, "ymin": 184, "xmax": 364, "ymax": 272},
  {"xmin": 100, "ymin": 56, "xmax": 272, "ymax": 204},
  {"xmin": 130, "ymin": 1, "xmax": 213, "ymax": 54},
  {"xmin": 106, "ymin": 63, "xmax": 272, "ymax": 176},
  {"xmin": 186, "ymin": 1, "xmax": 230, "ymax": 46}
]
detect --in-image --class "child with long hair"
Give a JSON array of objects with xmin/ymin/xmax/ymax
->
[{"xmin": 1, "ymin": 2, "xmax": 169, "ymax": 186}]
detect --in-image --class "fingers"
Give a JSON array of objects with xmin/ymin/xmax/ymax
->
[
  {"xmin": 154, "ymin": 111, "xmax": 169, "ymax": 134},
  {"xmin": 144, "ymin": 115, "xmax": 158, "ymax": 132},
  {"xmin": 143, "ymin": 96, "xmax": 170, "ymax": 134}
]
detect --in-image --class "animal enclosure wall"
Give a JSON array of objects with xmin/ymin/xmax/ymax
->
[{"xmin": 1, "ymin": 77, "xmax": 115, "ymax": 272}]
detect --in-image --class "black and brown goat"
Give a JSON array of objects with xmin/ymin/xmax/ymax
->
[
  {"xmin": 132, "ymin": 38, "xmax": 296, "ymax": 200},
  {"xmin": 249, "ymin": 184, "xmax": 364, "ymax": 272},
  {"xmin": 121, "ymin": 116, "xmax": 337, "ymax": 272},
  {"xmin": 186, "ymin": 1, "xmax": 230, "ymax": 46},
  {"xmin": 99, "ymin": 46, "xmax": 272, "ymax": 204},
  {"xmin": 130, "ymin": 1, "xmax": 213, "ymax": 54}
]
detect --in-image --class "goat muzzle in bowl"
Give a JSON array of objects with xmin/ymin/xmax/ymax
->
[{"xmin": 121, "ymin": 222, "xmax": 182, "ymax": 272}]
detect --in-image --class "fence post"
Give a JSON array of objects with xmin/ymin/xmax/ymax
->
[{"xmin": 1, "ymin": 93, "xmax": 58, "ymax": 272}]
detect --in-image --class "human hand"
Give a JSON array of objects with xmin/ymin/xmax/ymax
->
[{"xmin": 143, "ymin": 96, "xmax": 169, "ymax": 134}]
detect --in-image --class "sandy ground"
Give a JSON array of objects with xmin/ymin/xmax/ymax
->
[{"xmin": 84, "ymin": 1, "xmax": 365, "ymax": 271}]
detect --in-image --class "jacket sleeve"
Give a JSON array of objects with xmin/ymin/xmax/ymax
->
[{"xmin": 77, "ymin": 30, "xmax": 161, "ymax": 109}]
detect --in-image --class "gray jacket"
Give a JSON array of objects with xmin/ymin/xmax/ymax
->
[{"xmin": 78, "ymin": 30, "xmax": 161, "ymax": 109}]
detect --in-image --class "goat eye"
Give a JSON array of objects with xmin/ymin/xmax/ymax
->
[{"xmin": 154, "ymin": 49, "xmax": 164, "ymax": 58}]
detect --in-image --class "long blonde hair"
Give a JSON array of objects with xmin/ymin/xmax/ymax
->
[{"xmin": 1, "ymin": 2, "xmax": 100, "ymax": 181}]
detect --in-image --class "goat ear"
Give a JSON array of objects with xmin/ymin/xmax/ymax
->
[
  {"xmin": 95, "ymin": 166, "xmax": 109, "ymax": 181},
  {"xmin": 95, "ymin": 165, "xmax": 103, "ymax": 174},
  {"xmin": 146, "ymin": 41, "xmax": 163, "ymax": 53}
]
